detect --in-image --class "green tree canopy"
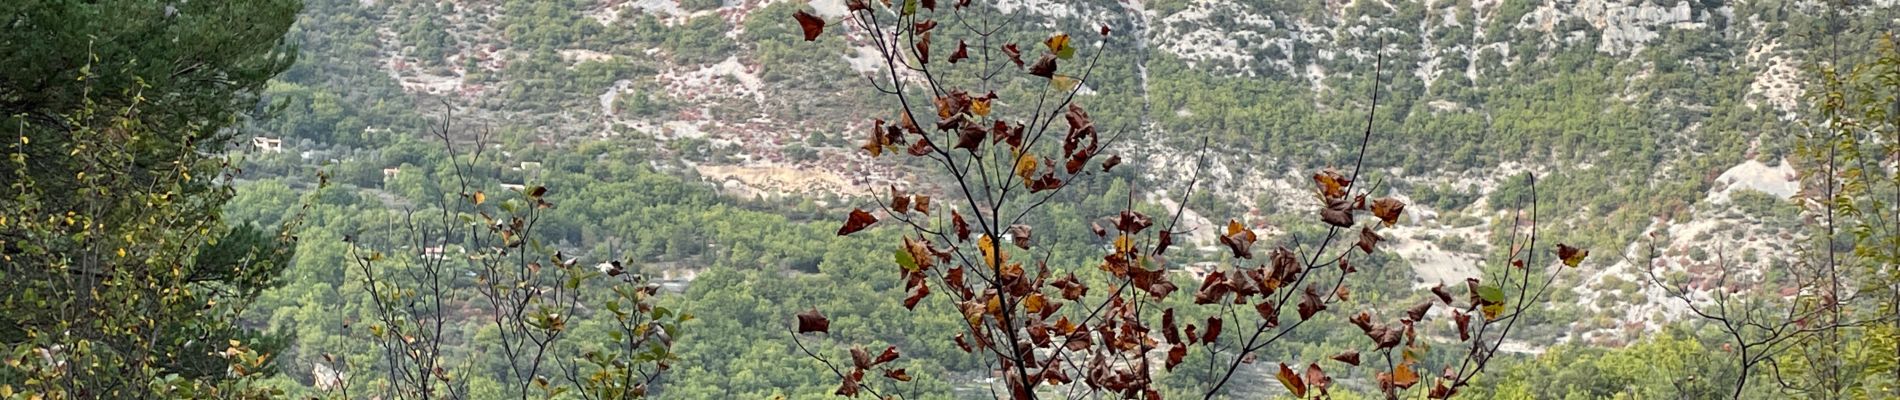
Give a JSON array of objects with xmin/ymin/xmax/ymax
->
[{"xmin": 0, "ymin": 0, "xmax": 303, "ymax": 397}]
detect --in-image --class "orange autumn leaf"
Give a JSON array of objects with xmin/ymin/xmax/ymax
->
[
  {"xmin": 1277, "ymin": 363, "xmax": 1307, "ymax": 398},
  {"xmin": 1218, "ymin": 219, "xmax": 1256, "ymax": 259},
  {"xmin": 837, "ymin": 208, "xmax": 878, "ymax": 236},
  {"xmin": 1002, "ymin": 43, "xmax": 1024, "ymax": 67},
  {"xmin": 1393, "ymin": 362, "xmax": 1420, "ymax": 389},
  {"xmin": 1371, "ymin": 197, "xmax": 1405, "ymax": 227},
  {"xmin": 1313, "ymin": 168, "xmax": 1351, "ymax": 199},
  {"xmin": 1007, "ymin": 224, "xmax": 1033, "ymax": 249},
  {"xmin": 1028, "ymin": 54, "xmax": 1056, "ymax": 78},
  {"xmin": 890, "ymin": 186, "xmax": 911, "ymax": 214},
  {"xmin": 948, "ymin": 40, "xmax": 969, "ymax": 64},
  {"xmin": 1332, "ymin": 349, "xmax": 1361, "ymax": 366},
  {"xmin": 952, "ymin": 210, "xmax": 970, "ymax": 241},
  {"xmin": 1306, "ymin": 363, "xmax": 1332, "ymax": 394},
  {"xmin": 1357, "ymin": 226, "xmax": 1382, "ymax": 254}
]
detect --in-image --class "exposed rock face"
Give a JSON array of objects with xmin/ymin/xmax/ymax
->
[
  {"xmin": 1153, "ymin": 1, "xmax": 1292, "ymax": 73},
  {"xmin": 1711, "ymin": 160, "xmax": 1799, "ymax": 201},
  {"xmin": 1517, "ymin": 0, "xmax": 1716, "ymax": 54}
]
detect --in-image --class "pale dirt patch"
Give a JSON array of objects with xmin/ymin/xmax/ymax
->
[
  {"xmin": 588, "ymin": 0, "xmax": 688, "ymax": 25},
  {"xmin": 560, "ymin": 49, "xmax": 615, "ymax": 65},
  {"xmin": 1383, "ymin": 217, "xmax": 1488, "ymax": 289},
  {"xmin": 1147, "ymin": 193, "xmax": 1221, "ymax": 251},
  {"xmin": 696, "ymin": 164, "xmax": 853, "ymax": 198},
  {"xmin": 804, "ymin": 0, "xmax": 848, "ymax": 17},
  {"xmin": 1710, "ymin": 159, "xmax": 1799, "ymax": 201},
  {"xmin": 658, "ymin": 56, "xmax": 767, "ymax": 102},
  {"xmin": 1745, "ymin": 40, "xmax": 1803, "ymax": 117}
]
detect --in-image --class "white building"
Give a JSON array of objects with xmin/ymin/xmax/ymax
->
[{"xmin": 251, "ymin": 137, "xmax": 283, "ymax": 153}]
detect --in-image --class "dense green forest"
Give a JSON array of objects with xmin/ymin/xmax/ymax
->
[{"xmin": 3, "ymin": 0, "xmax": 1898, "ymax": 399}]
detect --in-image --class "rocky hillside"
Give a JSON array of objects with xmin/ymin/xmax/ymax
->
[{"xmin": 276, "ymin": 0, "xmax": 1880, "ymax": 348}]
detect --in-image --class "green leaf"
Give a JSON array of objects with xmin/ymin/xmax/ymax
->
[
  {"xmin": 902, "ymin": 0, "xmax": 918, "ymax": 15},
  {"xmin": 895, "ymin": 247, "xmax": 919, "ymax": 271},
  {"xmin": 1477, "ymin": 285, "xmax": 1505, "ymax": 303}
]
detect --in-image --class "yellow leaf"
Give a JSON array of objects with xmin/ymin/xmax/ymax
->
[
  {"xmin": 961, "ymin": 302, "xmax": 984, "ymax": 326},
  {"xmin": 1045, "ymin": 34, "xmax": 1069, "ymax": 51},
  {"xmin": 977, "ymin": 235, "xmax": 1006, "ymax": 268},
  {"xmin": 1014, "ymin": 156, "xmax": 1038, "ymax": 181},
  {"xmin": 1482, "ymin": 303, "xmax": 1504, "ymax": 321},
  {"xmin": 1052, "ymin": 75, "xmax": 1079, "ymax": 92},
  {"xmin": 1044, "ymin": 33, "xmax": 1075, "ymax": 59},
  {"xmin": 971, "ymin": 98, "xmax": 991, "ymax": 117},
  {"xmin": 1558, "ymin": 244, "xmax": 1588, "ymax": 268},
  {"xmin": 473, "ymin": 191, "xmax": 486, "ymax": 205},
  {"xmin": 1312, "ymin": 168, "xmax": 1350, "ymax": 199}
]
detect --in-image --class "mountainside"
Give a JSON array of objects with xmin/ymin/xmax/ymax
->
[
  {"xmin": 331, "ymin": 0, "xmax": 1812, "ymax": 335},
  {"xmin": 232, "ymin": 0, "xmax": 1895, "ymax": 397}
]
